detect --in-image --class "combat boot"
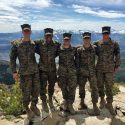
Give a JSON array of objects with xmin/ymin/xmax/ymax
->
[
  {"xmin": 78, "ymin": 98, "xmax": 87, "ymax": 110},
  {"xmin": 42, "ymin": 100, "xmax": 49, "ymax": 113},
  {"xmin": 25, "ymin": 107, "xmax": 35, "ymax": 120},
  {"xmin": 30, "ymin": 103, "xmax": 40, "ymax": 116},
  {"xmin": 105, "ymin": 102, "xmax": 116, "ymax": 116},
  {"xmin": 67, "ymin": 103, "xmax": 76, "ymax": 115},
  {"xmin": 48, "ymin": 96, "xmax": 54, "ymax": 109},
  {"xmin": 93, "ymin": 103, "xmax": 100, "ymax": 116},
  {"xmin": 100, "ymin": 97, "xmax": 106, "ymax": 109}
]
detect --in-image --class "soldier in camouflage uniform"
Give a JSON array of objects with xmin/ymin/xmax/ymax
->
[
  {"xmin": 10, "ymin": 24, "xmax": 40, "ymax": 119},
  {"xmin": 94, "ymin": 26, "xmax": 120, "ymax": 115},
  {"xmin": 76, "ymin": 32, "xmax": 100, "ymax": 115},
  {"xmin": 35, "ymin": 28, "xmax": 61, "ymax": 112},
  {"xmin": 58, "ymin": 33, "xmax": 77, "ymax": 115}
]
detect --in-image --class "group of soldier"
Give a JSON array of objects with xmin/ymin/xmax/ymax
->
[{"xmin": 10, "ymin": 24, "xmax": 120, "ymax": 120}]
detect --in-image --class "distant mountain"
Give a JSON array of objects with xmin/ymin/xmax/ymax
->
[{"xmin": 0, "ymin": 30, "xmax": 125, "ymax": 60}]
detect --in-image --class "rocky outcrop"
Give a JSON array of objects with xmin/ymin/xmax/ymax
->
[{"xmin": 0, "ymin": 83, "xmax": 125, "ymax": 125}]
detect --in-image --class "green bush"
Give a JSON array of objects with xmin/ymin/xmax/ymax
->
[
  {"xmin": 0, "ymin": 82, "xmax": 24, "ymax": 116},
  {"xmin": 112, "ymin": 83, "xmax": 120, "ymax": 95}
]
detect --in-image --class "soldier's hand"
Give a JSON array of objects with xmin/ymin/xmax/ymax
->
[{"xmin": 13, "ymin": 73, "xmax": 19, "ymax": 81}]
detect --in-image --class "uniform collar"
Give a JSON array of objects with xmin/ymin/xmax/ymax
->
[
  {"xmin": 100, "ymin": 38, "xmax": 113, "ymax": 45},
  {"xmin": 61, "ymin": 44, "xmax": 72, "ymax": 50},
  {"xmin": 82, "ymin": 44, "xmax": 93, "ymax": 50},
  {"xmin": 43, "ymin": 39, "xmax": 54, "ymax": 45},
  {"xmin": 21, "ymin": 38, "xmax": 35, "ymax": 45}
]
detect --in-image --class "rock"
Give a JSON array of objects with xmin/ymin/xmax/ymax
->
[
  {"xmin": 85, "ymin": 117, "xmax": 111, "ymax": 125},
  {"xmin": 24, "ymin": 118, "xmax": 42, "ymax": 125},
  {"xmin": 14, "ymin": 119, "xmax": 21, "ymax": 123},
  {"xmin": 41, "ymin": 110, "xmax": 50, "ymax": 120},
  {"xmin": 119, "ymin": 86, "xmax": 125, "ymax": 93},
  {"xmin": 42, "ymin": 111, "xmax": 64, "ymax": 125},
  {"xmin": 23, "ymin": 118, "xmax": 30, "ymax": 125},
  {"xmin": 111, "ymin": 117, "xmax": 125, "ymax": 125},
  {"xmin": 0, "ymin": 115, "xmax": 5, "ymax": 120}
]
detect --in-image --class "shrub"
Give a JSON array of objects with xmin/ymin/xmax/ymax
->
[
  {"xmin": 112, "ymin": 83, "xmax": 120, "ymax": 95},
  {"xmin": 0, "ymin": 82, "xmax": 24, "ymax": 116}
]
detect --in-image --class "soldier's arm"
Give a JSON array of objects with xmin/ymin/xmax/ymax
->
[
  {"xmin": 114, "ymin": 42, "xmax": 121, "ymax": 68},
  {"xmin": 10, "ymin": 44, "xmax": 18, "ymax": 73},
  {"xmin": 93, "ymin": 42, "xmax": 98, "ymax": 56},
  {"xmin": 56, "ymin": 42, "xmax": 61, "ymax": 57},
  {"xmin": 75, "ymin": 47, "xmax": 81, "ymax": 70}
]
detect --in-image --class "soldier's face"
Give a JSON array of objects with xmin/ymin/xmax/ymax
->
[
  {"xmin": 63, "ymin": 39, "xmax": 70, "ymax": 46},
  {"xmin": 22, "ymin": 30, "xmax": 31, "ymax": 37},
  {"xmin": 45, "ymin": 34, "xmax": 53, "ymax": 42},
  {"xmin": 83, "ymin": 38, "xmax": 91, "ymax": 45},
  {"xmin": 103, "ymin": 33, "xmax": 110, "ymax": 40}
]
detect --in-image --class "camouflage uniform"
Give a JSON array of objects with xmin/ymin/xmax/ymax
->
[
  {"xmin": 35, "ymin": 39, "xmax": 60, "ymax": 101},
  {"xmin": 10, "ymin": 38, "xmax": 40, "ymax": 109},
  {"xmin": 58, "ymin": 45, "xmax": 77, "ymax": 106},
  {"xmin": 94, "ymin": 39, "xmax": 120, "ymax": 103},
  {"xmin": 76, "ymin": 45, "xmax": 98, "ymax": 104}
]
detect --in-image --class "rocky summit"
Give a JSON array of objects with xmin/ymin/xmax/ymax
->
[{"xmin": 0, "ymin": 83, "xmax": 125, "ymax": 125}]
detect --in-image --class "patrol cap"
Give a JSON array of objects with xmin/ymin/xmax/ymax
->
[
  {"xmin": 63, "ymin": 33, "xmax": 72, "ymax": 40},
  {"xmin": 44, "ymin": 28, "xmax": 53, "ymax": 35},
  {"xmin": 21, "ymin": 24, "xmax": 31, "ymax": 31},
  {"xmin": 82, "ymin": 32, "xmax": 91, "ymax": 39},
  {"xmin": 102, "ymin": 26, "xmax": 111, "ymax": 34}
]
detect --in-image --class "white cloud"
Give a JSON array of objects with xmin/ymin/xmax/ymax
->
[
  {"xmin": 79, "ymin": 0, "xmax": 125, "ymax": 6},
  {"xmin": 0, "ymin": 0, "xmax": 53, "ymax": 22},
  {"xmin": 72, "ymin": 4, "xmax": 125, "ymax": 18},
  {"xmin": 0, "ymin": 0, "xmax": 52, "ymax": 8}
]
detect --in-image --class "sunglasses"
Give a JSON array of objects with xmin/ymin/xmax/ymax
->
[{"xmin": 83, "ymin": 37, "xmax": 90, "ymax": 40}]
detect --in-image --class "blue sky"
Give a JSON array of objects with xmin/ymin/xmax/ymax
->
[{"xmin": 0, "ymin": 0, "xmax": 125, "ymax": 32}]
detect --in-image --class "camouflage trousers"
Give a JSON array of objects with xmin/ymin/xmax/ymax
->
[
  {"xmin": 20, "ymin": 73, "xmax": 40, "ymax": 108},
  {"xmin": 39, "ymin": 70, "xmax": 57, "ymax": 101},
  {"xmin": 58, "ymin": 74, "xmax": 77, "ymax": 104},
  {"xmin": 78, "ymin": 74, "xmax": 98, "ymax": 103},
  {"xmin": 96, "ymin": 71, "xmax": 114, "ymax": 103}
]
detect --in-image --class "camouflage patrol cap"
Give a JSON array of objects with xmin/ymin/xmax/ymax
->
[
  {"xmin": 63, "ymin": 33, "xmax": 72, "ymax": 39},
  {"xmin": 82, "ymin": 32, "xmax": 91, "ymax": 39},
  {"xmin": 44, "ymin": 28, "xmax": 53, "ymax": 35},
  {"xmin": 21, "ymin": 24, "xmax": 31, "ymax": 30},
  {"xmin": 102, "ymin": 26, "xmax": 111, "ymax": 34}
]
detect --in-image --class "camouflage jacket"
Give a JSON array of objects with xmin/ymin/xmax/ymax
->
[
  {"xmin": 10, "ymin": 38, "xmax": 38, "ymax": 75},
  {"xmin": 35, "ymin": 39, "xmax": 61, "ymax": 72},
  {"xmin": 94, "ymin": 39, "xmax": 120, "ymax": 72},
  {"xmin": 57, "ymin": 45, "xmax": 77, "ymax": 76},
  {"xmin": 76, "ymin": 45, "xmax": 96, "ymax": 76}
]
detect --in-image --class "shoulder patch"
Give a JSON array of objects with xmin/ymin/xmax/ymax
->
[
  {"xmin": 60, "ymin": 45, "xmax": 64, "ymax": 50},
  {"xmin": 92, "ymin": 44, "xmax": 97, "ymax": 49},
  {"xmin": 77, "ymin": 46, "xmax": 84, "ymax": 52},
  {"xmin": 11, "ymin": 39, "xmax": 22, "ymax": 46},
  {"xmin": 35, "ymin": 39, "xmax": 45, "ymax": 45},
  {"xmin": 53, "ymin": 40, "xmax": 61, "ymax": 45}
]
